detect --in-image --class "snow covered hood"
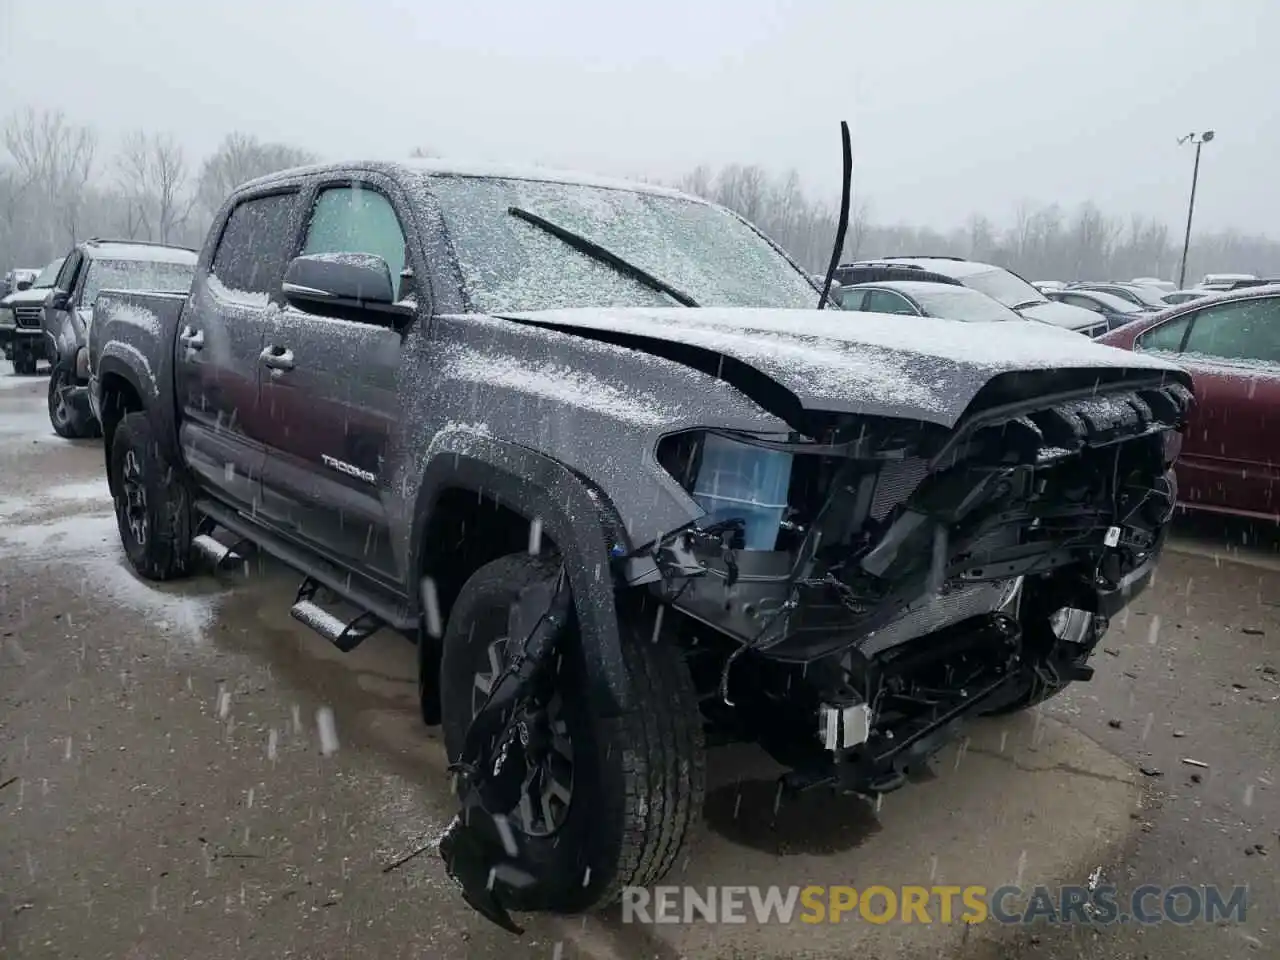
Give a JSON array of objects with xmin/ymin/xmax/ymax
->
[
  {"xmin": 0, "ymin": 286, "xmax": 52, "ymax": 309},
  {"xmin": 498, "ymin": 307, "xmax": 1188, "ymax": 427}
]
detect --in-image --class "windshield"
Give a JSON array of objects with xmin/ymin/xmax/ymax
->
[
  {"xmin": 81, "ymin": 259, "xmax": 196, "ymax": 306},
  {"xmin": 963, "ymin": 268, "xmax": 1047, "ymax": 308},
  {"xmin": 1098, "ymin": 284, "xmax": 1165, "ymax": 307},
  {"xmin": 34, "ymin": 259, "xmax": 64, "ymax": 289},
  {"xmin": 1084, "ymin": 291, "xmax": 1142, "ymax": 313},
  {"xmin": 427, "ymin": 175, "xmax": 818, "ymax": 312},
  {"xmin": 911, "ymin": 286, "xmax": 1023, "ymax": 322}
]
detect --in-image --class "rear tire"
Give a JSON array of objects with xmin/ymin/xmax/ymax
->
[
  {"xmin": 48, "ymin": 365, "xmax": 99, "ymax": 439},
  {"xmin": 109, "ymin": 412, "xmax": 194, "ymax": 581},
  {"xmin": 439, "ymin": 553, "xmax": 705, "ymax": 913}
]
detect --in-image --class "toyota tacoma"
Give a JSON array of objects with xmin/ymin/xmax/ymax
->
[{"xmin": 86, "ymin": 160, "xmax": 1192, "ymax": 930}]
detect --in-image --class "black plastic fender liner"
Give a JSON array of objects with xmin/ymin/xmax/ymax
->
[
  {"xmin": 95, "ymin": 351, "xmax": 187, "ymax": 494},
  {"xmin": 409, "ymin": 436, "xmax": 634, "ymax": 718}
]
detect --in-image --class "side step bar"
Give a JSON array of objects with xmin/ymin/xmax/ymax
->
[
  {"xmin": 191, "ymin": 533, "xmax": 253, "ymax": 571},
  {"xmin": 291, "ymin": 578, "xmax": 385, "ymax": 652},
  {"xmin": 193, "ymin": 498, "xmax": 417, "ymax": 633}
]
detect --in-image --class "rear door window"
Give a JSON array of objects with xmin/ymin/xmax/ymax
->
[
  {"xmin": 834, "ymin": 287, "xmax": 866, "ymax": 310},
  {"xmin": 1062, "ymin": 294, "xmax": 1104, "ymax": 313},
  {"xmin": 210, "ymin": 192, "xmax": 299, "ymax": 298},
  {"xmin": 1136, "ymin": 313, "xmax": 1193, "ymax": 354},
  {"xmin": 864, "ymin": 290, "xmax": 918, "ymax": 315}
]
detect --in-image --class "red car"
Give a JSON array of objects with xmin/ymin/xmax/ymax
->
[{"xmin": 1098, "ymin": 284, "xmax": 1280, "ymax": 521}]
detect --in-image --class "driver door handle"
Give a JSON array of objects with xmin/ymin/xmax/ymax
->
[
  {"xmin": 179, "ymin": 326, "xmax": 204, "ymax": 350},
  {"xmin": 260, "ymin": 345, "xmax": 295, "ymax": 371}
]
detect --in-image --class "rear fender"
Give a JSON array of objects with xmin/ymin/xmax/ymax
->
[{"xmin": 409, "ymin": 434, "xmax": 633, "ymax": 717}]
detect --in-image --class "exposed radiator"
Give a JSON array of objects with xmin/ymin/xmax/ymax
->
[{"xmin": 869, "ymin": 457, "xmax": 929, "ymax": 520}]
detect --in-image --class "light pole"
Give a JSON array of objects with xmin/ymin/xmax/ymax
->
[{"xmin": 1176, "ymin": 130, "xmax": 1214, "ymax": 289}]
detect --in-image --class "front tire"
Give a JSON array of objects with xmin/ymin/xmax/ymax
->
[
  {"xmin": 48, "ymin": 365, "xmax": 99, "ymax": 439},
  {"xmin": 13, "ymin": 348, "xmax": 37, "ymax": 376},
  {"xmin": 109, "ymin": 412, "xmax": 194, "ymax": 581},
  {"xmin": 439, "ymin": 553, "xmax": 705, "ymax": 913}
]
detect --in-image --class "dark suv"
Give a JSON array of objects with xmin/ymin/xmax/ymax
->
[
  {"xmin": 42, "ymin": 238, "xmax": 197, "ymax": 437},
  {"xmin": 835, "ymin": 256, "xmax": 1108, "ymax": 337}
]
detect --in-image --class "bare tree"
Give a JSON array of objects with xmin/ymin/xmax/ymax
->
[
  {"xmin": 3, "ymin": 107, "xmax": 97, "ymax": 248},
  {"xmin": 195, "ymin": 132, "xmax": 316, "ymax": 219},
  {"xmin": 115, "ymin": 131, "xmax": 196, "ymax": 243}
]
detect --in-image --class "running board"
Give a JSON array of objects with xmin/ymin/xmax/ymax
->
[
  {"xmin": 291, "ymin": 578, "xmax": 384, "ymax": 652},
  {"xmin": 191, "ymin": 533, "xmax": 252, "ymax": 571},
  {"xmin": 193, "ymin": 498, "xmax": 417, "ymax": 632}
]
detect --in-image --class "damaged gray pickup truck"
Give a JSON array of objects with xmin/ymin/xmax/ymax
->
[{"xmin": 86, "ymin": 160, "xmax": 1192, "ymax": 931}]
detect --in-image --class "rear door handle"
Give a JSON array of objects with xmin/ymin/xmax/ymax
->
[
  {"xmin": 260, "ymin": 345, "xmax": 295, "ymax": 371},
  {"xmin": 179, "ymin": 326, "xmax": 204, "ymax": 350}
]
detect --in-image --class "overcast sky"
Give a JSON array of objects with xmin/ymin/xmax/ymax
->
[{"xmin": 3, "ymin": 0, "xmax": 1277, "ymax": 234}]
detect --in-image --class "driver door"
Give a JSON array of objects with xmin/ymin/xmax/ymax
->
[{"xmin": 257, "ymin": 178, "xmax": 414, "ymax": 584}]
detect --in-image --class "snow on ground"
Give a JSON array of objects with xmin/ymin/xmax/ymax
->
[
  {"xmin": 0, "ymin": 477, "xmax": 110, "ymax": 520},
  {"xmin": 0, "ymin": 511, "xmax": 217, "ymax": 642},
  {"xmin": 0, "ymin": 358, "xmax": 50, "ymax": 387}
]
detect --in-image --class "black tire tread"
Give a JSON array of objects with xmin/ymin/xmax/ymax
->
[
  {"xmin": 110, "ymin": 412, "xmax": 193, "ymax": 582},
  {"xmin": 440, "ymin": 553, "xmax": 704, "ymax": 912},
  {"xmin": 601, "ymin": 631, "xmax": 705, "ymax": 901},
  {"xmin": 48, "ymin": 365, "xmax": 99, "ymax": 439}
]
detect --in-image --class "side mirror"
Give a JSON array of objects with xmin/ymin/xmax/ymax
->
[
  {"xmin": 282, "ymin": 253, "xmax": 414, "ymax": 326},
  {"xmin": 45, "ymin": 289, "xmax": 71, "ymax": 311},
  {"xmin": 15, "ymin": 279, "xmax": 32, "ymax": 291}
]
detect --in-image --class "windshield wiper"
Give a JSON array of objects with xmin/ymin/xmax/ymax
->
[
  {"xmin": 1011, "ymin": 298, "xmax": 1046, "ymax": 310},
  {"xmin": 508, "ymin": 206, "xmax": 699, "ymax": 307}
]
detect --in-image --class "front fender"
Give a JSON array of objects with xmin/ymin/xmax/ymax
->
[{"xmin": 409, "ymin": 433, "xmax": 633, "ymax": 718}]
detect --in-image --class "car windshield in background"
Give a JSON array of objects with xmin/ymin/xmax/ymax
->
[
  {"xmin": 426, "ymin": 175, "xmax": 818, "ymax": 312},
  {"xmin": 963, "ymin": 268, "xmax": 1047, "ymax": 308},
  {"xmin": 34, "ymin": 259, "xmax": 65, "ymax": 288},
  {"xmin": 911, "ymin": 286, "xmax": 1023, "ymax": 322},
  {"xmin": 1086, "ymin": 291, "xmax": 1143, "ymax": 313},
  {"xmin": 1116, "ymin": 285, "xmax": 1166, "ymax": 307},
  {"xmin": 82, "ymin": 259, "xmax": 196, "ymax": 306}
]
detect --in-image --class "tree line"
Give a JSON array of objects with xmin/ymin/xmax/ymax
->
[
  {"xmin": 0, "ymin": 108, "xmax": 315, "ymax": 271},
  {"xmin": 680, "ymin": 165, "xmax": 1280, "ymax": 284},
  {"xmin": 4, "ymin": 107, "xmax": 1278, "ymax": 287}
]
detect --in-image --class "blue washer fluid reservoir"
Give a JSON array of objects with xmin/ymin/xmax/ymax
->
[{"xmin": 691, "ymin": 434, "xmax": 794, "ymax": 551}]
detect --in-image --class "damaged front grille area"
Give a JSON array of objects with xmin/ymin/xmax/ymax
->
[{"xmin": 645, "ymin": 378, "xmax": 1192, "ymax": 663}]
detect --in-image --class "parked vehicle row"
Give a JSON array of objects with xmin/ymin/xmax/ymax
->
[
  {"xmin": 2, "ymin": 239, "xmax": 198, "ymax": 438},
  {"xmin": 81, "ymin": 159, "xmax": 1189, "ymax": 929},
  {"xmin": 826, "ymin": 263, "xmax": 1277, "ymax": 523},
  {"xmin": 42, "ymin": 238, "xmax": 197, "ymax": 438},
  {"xmin": 833, "ymin": 256, "xmax": 1110, "ymax": 336},
  {"xmin": 1, "ymin": 258, "xmax": 63, "ymax": 373}
]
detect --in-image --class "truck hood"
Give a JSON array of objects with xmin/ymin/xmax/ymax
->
[
  {"xmin": 1016, "ymin": 299, "xmax": 1102, "ymax": 331},
  {"xmin": 499, "ymin": 306, "xmax": 1187, "ymax": 428},
  {"xmin": 0, "ymin": 287, "xmax": 51, "ymax": 309}
]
